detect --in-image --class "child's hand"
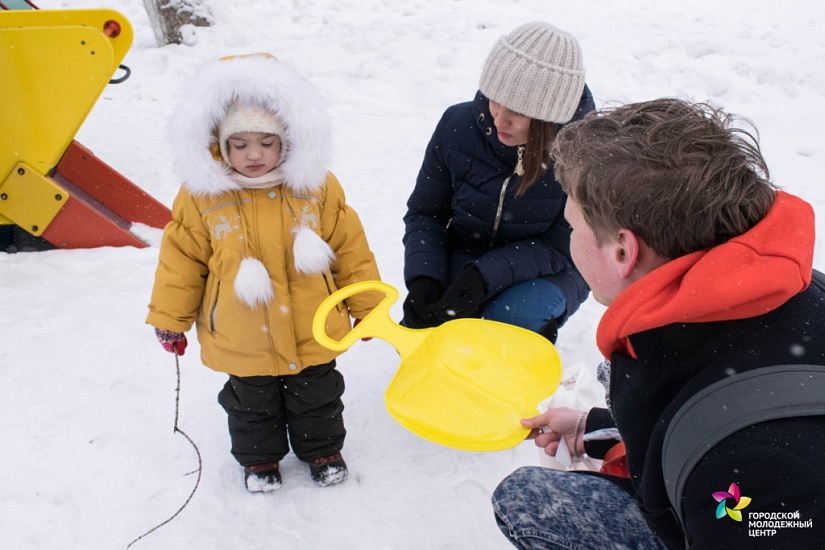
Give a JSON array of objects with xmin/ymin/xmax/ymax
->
[
  {"xmin": 353, "ymin": 318, "xmax": 372, "ymax": 342},
  {"xmin": 155, "ymin": 328, "xmax": 188, "ymax": 355}
]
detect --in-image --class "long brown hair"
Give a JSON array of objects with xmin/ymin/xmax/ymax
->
[{"xmin": 515, "ymin": 119, "xmax": 560, "ymax": 196}]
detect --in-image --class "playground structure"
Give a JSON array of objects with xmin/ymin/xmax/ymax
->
[{"xmin": 0, "ymin": 3, "xmax": 171, "ymax": 249}]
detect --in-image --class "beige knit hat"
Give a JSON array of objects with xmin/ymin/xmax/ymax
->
[
  {"xmin": 479, "ymin": 22, "xmax": 585, "ymax": 123},
  {"xmin": 218, "ymin": 100, "xmax": 285, "ymax": 164}
]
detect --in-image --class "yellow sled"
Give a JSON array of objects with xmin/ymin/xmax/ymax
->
[{"xmin": 313, "ymin": 281, "xmax": 562, "ymax": 452}]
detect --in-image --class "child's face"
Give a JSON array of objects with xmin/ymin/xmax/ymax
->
[{"xmin": 226, "ymin": 132, "xmax": 282, "ymax": 178}]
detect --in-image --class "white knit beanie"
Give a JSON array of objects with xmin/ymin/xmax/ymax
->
[
  {"xmin": 479, "ymin": 22, "xmax": 585, "ymax": 123},
  {"xmin": 218, "ymin": 100, "xmax": 285, "ymax": 164}
]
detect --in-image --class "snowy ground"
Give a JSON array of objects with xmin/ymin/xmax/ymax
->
[{"xmin": 2, "ymin": 0, "xmax": 824, "ymax": 548}]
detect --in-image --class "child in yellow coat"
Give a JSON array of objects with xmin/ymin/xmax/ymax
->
[{"xmin": 147, "ymin": 54, "xmax": 381, "ymax": 492}]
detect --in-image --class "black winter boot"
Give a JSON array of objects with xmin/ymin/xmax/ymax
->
[
  {"xmin": 244, "ymin": 462, "xmax": 282, "ymax": 493},
  {"xmin": 307, "ymin": 453, "xmax": 348, "ymax": 487}
]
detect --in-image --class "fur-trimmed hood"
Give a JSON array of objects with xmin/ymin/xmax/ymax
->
[{"xmin": 168, "ymin": 54, "xmax": 332, "ymax": 197}]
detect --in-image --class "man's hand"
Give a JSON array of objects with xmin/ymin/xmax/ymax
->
[{"xmin": 522, "ymin": 407, "xmax": 587, "ymax": 459}]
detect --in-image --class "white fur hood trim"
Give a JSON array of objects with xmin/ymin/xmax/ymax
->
[{"xmin": 169, "ymin": 55, "xmax": 332, "ymax": 197}]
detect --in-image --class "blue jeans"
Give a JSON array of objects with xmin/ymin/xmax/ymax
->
[
  {"xmin": 480, "ymin": 279, "xmax": 566, "ymax": 333},
  {"xmin": 492, "ymin": 467, "xmax": 668, "ymax": 550}
]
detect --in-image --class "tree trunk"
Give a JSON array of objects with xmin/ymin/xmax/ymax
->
[{"xmin": 142, "ymin": 0, "xmax": 212, "ymax": 47}]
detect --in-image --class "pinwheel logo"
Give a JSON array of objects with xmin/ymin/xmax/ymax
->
[{"xmin": 712, "ymin": 482, "xmax": 752, "ymax": 521}]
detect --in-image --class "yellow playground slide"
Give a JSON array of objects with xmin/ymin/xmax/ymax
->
[{"xmin": 0, "ymin": 4, "xmax": 171, "ymax": 249}]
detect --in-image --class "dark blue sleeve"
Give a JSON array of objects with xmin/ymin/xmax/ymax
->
[
  {"xmin": 402, "ymin": 110, "xmax": 455, "ymax": 287},
  {"xmin": 470, "ymin": 205, "xmax": 575, "ymax": 295}
]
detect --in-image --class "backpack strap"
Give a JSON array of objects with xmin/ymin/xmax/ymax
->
[
  {"xmin": 662, "ymin": 364, "xmax": 825, "ymax": 531},
  {"xmin": 813, "ymin": 268, "xmax": 825, "ymax": 291}
]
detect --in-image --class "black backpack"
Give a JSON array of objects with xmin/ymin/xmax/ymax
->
[{"xmin": 661, "ymin": 270, "xmax": 825, "ymax": 543}]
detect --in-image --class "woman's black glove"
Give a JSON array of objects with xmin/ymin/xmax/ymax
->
[
  {"xmin": 402, "ymin": 277, "xmax": 444, "ymax": 328},
  {"xmin": 429, "ymin": 265, "xmax": 486, "ymax": 323}
]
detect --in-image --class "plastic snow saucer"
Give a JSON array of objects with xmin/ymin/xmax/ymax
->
[{"xmin": 312, "ymin": 281, "xmax": 562, "ymax": 451}]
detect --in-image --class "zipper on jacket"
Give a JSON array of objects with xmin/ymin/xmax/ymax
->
[
  {"xmin": 249, "ymin": 193, "xmax": 274, "ymax": 348},
  {"xmin": 670, "ymin": 507, "xmax": 693, "ymax": 547},
  {"xmin": 490, "ymin": 175, "xmax": 512, "ymax": 247},
  {"xmin": 515, "ymin": 146, "xmax": 525, "ymax": 176},
  {"xmin": 489, "ymin": 147, "xmax": 524, "ymax": 247}
]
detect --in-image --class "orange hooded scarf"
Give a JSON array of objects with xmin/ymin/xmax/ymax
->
[{"xmin": 597, "ymin": 191, "xmax": 816, "ymax": 359}]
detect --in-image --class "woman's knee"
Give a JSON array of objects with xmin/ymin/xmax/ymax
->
[{"xmin": 482, "ymin": 280, "xmax": 566, "ymax": 331}]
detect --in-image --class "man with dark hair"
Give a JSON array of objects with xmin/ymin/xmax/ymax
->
[{"xmin": 492, "ymin": 98, "xmax": 825, "ymax": 549}]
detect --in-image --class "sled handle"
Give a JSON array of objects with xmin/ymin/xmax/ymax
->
[{"xmin": 313, "ymin": 280, "xmax": 426, "ymax": 354}]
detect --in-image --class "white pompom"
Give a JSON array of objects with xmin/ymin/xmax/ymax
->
[
  {"xmin": 234, "ymin": 257, "xmax": 275, "ymax": 308},
  {"xmin": 293, "ymin": 225, "xmax": 335, "ymax": 275}
]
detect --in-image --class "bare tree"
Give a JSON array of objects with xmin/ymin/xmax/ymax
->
[{"xmin": 143, "ymin": 0, "xmax": 212, "ymax": 46}]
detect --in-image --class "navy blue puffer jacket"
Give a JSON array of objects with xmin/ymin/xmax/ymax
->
[{"xmin": 403, "ymin": 87, "xmax": 595, "ymax": 324}]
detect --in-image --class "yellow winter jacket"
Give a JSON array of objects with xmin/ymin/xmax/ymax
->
[
  {"xmin": 147, "ymin": 173, "xmax": 381, "ymax": 376},
  {"xmin": 146, "ymin": 54, "xmax": 381, "ymax": 376}
]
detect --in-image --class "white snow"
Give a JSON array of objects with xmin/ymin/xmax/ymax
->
[{"xmin": 2, "ymin": 1, "xmax": 824, "ymax": 549}]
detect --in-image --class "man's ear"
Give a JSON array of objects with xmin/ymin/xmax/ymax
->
[{"xmin": 614, "ymin": 228, "xmax": 640, "ymax": 279}]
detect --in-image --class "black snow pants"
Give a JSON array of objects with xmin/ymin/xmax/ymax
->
[{"xmin": 217, "ymin": 359, "xmax": 345, "ymax": 466}]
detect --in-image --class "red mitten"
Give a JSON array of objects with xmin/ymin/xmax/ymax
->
[
  {"xmin": 155, "ymin": 328, "xmax": 188, "ymax": 355},
  {"xmin": 353, "ymin": 318, "xmax": 372, "ymax": 342}
]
